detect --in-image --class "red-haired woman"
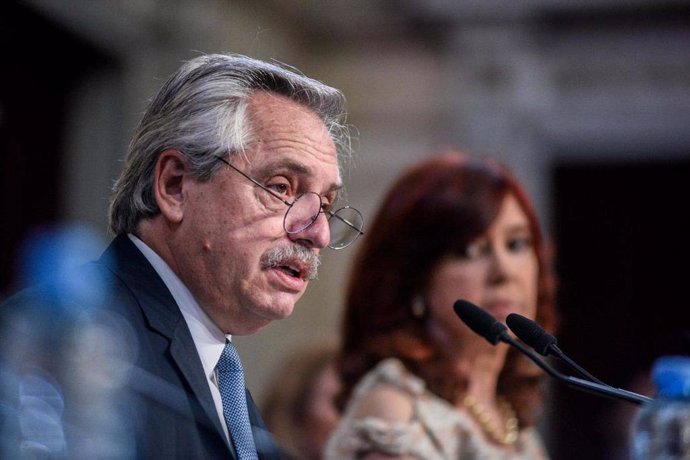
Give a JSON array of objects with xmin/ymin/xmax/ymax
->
[{"xmin": 326, "ymin": 152, "xmax": 556, "ymax": 459}]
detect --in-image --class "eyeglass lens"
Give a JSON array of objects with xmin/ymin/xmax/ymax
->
[
  {"xmin": 284, "ymin": 193, "xmax": 321, "ymax": 233},
  {"xmin": 283, "ymin": 193, "xmax": 363, "ymax": 249},
  {"xmin": 328, "ymin": 207, "xmax": 364, "ymax": 249}
]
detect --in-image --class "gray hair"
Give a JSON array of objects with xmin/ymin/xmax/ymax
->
[{"xmin": 108, "ymin": 53, "xmax": 350, "ymax": 234}]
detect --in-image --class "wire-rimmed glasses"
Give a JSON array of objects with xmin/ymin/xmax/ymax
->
[{"xmin": 213, "ymin": 155, "xmax": 364, "ymax": 249}]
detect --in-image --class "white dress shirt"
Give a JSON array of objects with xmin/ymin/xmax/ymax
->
[{"xmin": 128, "ymin": 234, "xmax": 232, "ymax": 442}]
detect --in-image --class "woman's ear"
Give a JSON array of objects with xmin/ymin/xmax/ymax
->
[{"xmin": 153, "ymin": 149, "xmax": 187, "ymax": 224}]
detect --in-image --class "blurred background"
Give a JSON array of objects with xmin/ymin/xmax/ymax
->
[{"xmin": 1, "ymin": 0, "xmax": 690, "ymax": 458}]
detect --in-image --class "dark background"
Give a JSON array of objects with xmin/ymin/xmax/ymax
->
[{"xmin": 551, "ymin": 158, "xmax": 690, "ymax": 460}]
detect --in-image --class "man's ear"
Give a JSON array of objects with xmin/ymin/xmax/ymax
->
[{"xmin": 153, "ymin": 149, "xmax": 187, "ymax": 224}]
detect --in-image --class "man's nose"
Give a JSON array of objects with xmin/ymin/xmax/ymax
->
[{"xmin": 288, "ymin": 213, "xmax": 330, "ymax": 249}]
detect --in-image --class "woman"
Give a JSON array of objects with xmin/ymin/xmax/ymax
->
[{"xmin": 326, "ymin": 152, "xmax": 556, "ymax": 459}]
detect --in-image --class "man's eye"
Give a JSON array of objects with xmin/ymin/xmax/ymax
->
[{"xmin": 267, "ymin": 181, "xmax": 290, "ymax": 196}]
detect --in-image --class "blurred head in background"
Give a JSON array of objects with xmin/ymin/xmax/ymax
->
[{"xmin": 263, "ymin": 342, "xmax": 341, "ymax": 459}]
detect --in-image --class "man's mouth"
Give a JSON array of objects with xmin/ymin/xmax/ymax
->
[
  {"xmin": 275, "ymin": 262, "xmax": 303, "ymax": 279},
  {"xmin": 260, "ymin": 245, "xmax": 320, "ymax": 281}
]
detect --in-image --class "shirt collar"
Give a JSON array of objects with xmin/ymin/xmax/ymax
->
[{"xmin": 128, "ymin": 234, "xmax": 231, "ymax": 378}]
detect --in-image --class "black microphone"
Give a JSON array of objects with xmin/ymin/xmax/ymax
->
[
  {"xmin": 506, "ymin": 313, "xmax": 607, "ymax": 386},
  {"xmin": 452, "ymin": 299, "xmax": 652, "ymax": 406},
  {"xmin": 453, "ymin": 299, "xmax": 508, "ymax": 345}
]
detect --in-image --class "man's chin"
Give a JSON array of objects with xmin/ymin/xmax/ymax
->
[
  {"xmin": 231, "ymin": 304, "xmax": 294, "ymax": 335},
  {"xmin": 270, "ymin": 299, "xmax": 298, "ymax": 320},
  {"xmin": 259, "ymin": 293, "xmax": 300, "ymax": 320}
]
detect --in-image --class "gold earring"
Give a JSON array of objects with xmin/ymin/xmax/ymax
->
[{"xmin": 411, "ymin": 296, "xmax": 427, "ymax": 319}]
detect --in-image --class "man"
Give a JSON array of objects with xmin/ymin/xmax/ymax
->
[{"xmin": 0, "ymin": 54, "xmax": 363, "ymax": 459}]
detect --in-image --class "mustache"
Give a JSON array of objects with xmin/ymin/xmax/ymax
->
[{"xmin": 260, "ymin": 244, "xmax": 321, "ymax": 280}]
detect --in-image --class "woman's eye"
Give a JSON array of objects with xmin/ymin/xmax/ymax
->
[{"xmin": 508, "ymin": 236, "xmax": 533, "ymax": 252}]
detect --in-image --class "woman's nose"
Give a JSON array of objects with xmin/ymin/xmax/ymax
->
[{"xmin": 486, "ymin": 247, "xmax": 511, "ymax": 284}]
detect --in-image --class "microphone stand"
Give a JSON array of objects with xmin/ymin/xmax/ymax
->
[
  {"xmin": 453, "ymin": 299, "xmax": 652, "ymax": 406},
  {"xmin": 500, "ymin": 333, "xmax": 652, "ymax": 406},
  {"xmin": 505, "ymin": 313, "xmax": 608, "ymax": 386}
]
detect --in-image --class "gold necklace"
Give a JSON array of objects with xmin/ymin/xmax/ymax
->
[{"xmin": 461, "ymin": 395, "xmax": 519, "ymax": 446}]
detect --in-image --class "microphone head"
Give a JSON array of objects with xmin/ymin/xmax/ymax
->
[
  {"xmin": 506, "ymin": 313, "xmax": 556, "ymax": 356},
  {"xmin": 453, "ymin": 299, "xmax": 507, "ymax": 345}
]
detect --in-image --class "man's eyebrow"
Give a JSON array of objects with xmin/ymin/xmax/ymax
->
[
  {"xmin": 257, "ymin": 158, "xmax": 343, "ymax": 192},
  {"xmin": 258, "ymin": 158, "xmax": 310, "ymax": 176}
]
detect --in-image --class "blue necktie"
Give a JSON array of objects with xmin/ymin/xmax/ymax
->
[{"xmin": 216, "ymin": 341, "xmax": 258, "ymax": 460}]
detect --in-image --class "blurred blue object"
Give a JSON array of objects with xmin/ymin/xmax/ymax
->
[
  {"xmin": 0, "ymin": 223, "xmax": 136, "ymax": 459},
  {"xmin": 18, "ymin": 371, "xmax": 66, "ymax": 457},
  {"xmin": 18, "ymin": 223, "xmax": 110, "ymax": 309}
]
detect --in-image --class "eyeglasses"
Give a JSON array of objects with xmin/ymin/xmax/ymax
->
[{"xmin": 213, "ymin": 155, "xmax": 364, "ymax": 250}]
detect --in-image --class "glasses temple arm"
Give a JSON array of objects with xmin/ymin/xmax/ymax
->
[
  {"xmin": 327, "ymin": 210, "xmax": 365, "ymax": 235},
  {"xmin": 214, "ymin": 155, "xmax": 291, "ymax": 206},
  {"xmin": 214, "ymin": 154, "xmax": 363, "ymax": 236}
]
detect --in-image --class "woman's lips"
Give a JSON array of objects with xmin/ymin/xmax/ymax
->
[{"xmin": 486, "ymin": 300, "xmax": 520, "ymax": 320}]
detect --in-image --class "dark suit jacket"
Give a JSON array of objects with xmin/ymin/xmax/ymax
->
[{"xmin": 0, "ymin": 234, "xmax": 283, "ymax": 459}]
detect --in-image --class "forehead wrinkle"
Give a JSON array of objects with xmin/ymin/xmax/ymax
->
[
  {"xmin": 261, "ymin": 132, "xmax": 336, "ymax": 163},
  {"xmin": 247, "ymin": 91, "xmax": 341, "ymax": 190},
  {"xmin": 249, "ymin": 92, "xmax": 333, "ymax": 146},
  {"xmin": 250, "ymin": 96, "xmax": 336, "ymax": 156}
]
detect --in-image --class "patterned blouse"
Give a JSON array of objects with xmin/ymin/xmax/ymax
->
[{"xmin": 325, "ymin": 358, "xmax": 550, "ymax": 460}]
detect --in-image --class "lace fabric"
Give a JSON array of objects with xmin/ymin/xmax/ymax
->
[{"xmin": 325, "ymin": 358, "xmax": 549, "ymax": 460}]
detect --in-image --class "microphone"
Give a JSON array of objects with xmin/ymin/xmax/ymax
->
[
  {"xmin": 452, "ymin": 299, "xmax": 652, "ymax": 406},
  {"xmin": 453, "ymin": 299, "xmax": 508, "ymax": 345},
  {"xmin": 505, "ymin": 313, "xmax": 607, "ymax": 386}
]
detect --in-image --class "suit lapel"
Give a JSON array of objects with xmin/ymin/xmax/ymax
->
[
  {"xmin": 101, "ymin": 235, "xmax": 234, "ymax": 456},
  {"xmin": 169, "ymin": 321, "xmax": 233, "ymax": 454}
]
